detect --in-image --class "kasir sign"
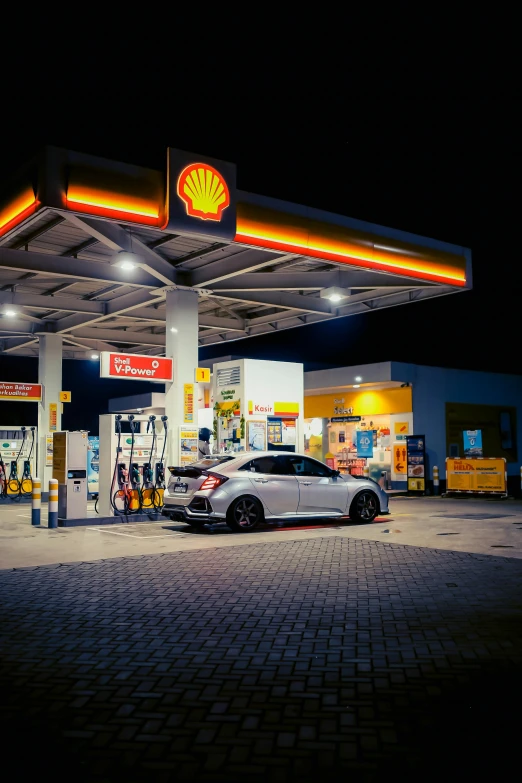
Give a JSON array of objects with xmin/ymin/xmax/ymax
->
[{"xmin": 100, "ymin": 352, "xmax": 173, "ymax": 382}]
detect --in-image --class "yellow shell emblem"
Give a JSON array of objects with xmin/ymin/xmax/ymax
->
[{"xmin": 177, "ymin": 163, "xmax": 230, "ymax": 222}]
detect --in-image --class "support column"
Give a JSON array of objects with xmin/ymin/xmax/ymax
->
[
  {"xmin": 164, "ymin": 289, "xmax": 199, "ymax": 467},
  {"xmin": 37, "ymin": 335, "xmax": 62, "ymax": 488}
]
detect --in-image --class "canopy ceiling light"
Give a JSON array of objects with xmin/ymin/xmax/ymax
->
[
  {"xmin": 3, "ymin": 308, "xmax": 17, "ymax": 317},
  {"xmin": 111, "ymin": 250, "xmax": 141, "ymax": 271},
  {"xmin": 319, "ymin": 286, "xmax": 351, "ymax": 303}
]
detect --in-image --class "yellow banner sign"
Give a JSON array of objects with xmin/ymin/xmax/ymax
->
[
  {"xmin": 183, "ymin": 383, "xmax": 194, "ymax": 423},
  {"xmin": 446, "ymin": 458, "xmax": 506, "ymax": 494},
  {"xmin": 393, "ymin": 444, "xmax": 407, "ymax": 475},
  {"xmin": 49, "ymin": 403, "xmax": 58, "ymax": 431}
]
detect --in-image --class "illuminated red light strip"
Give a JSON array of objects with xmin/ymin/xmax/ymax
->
[
  {"xmin": 0, "ymin": 197, "xmax": 40, "ymax": 237},
  {"xmin": 66, "ymin": 197, "xmax": 161, "ymax": 226},
  {"xmin": 67, "ymin": 196, "xmax": 159, "ymax": 219},
  {"xmin": 235, "ymin": 231, "xmax": 466, "ymax": 286}
]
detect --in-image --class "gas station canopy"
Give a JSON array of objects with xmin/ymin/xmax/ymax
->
[{"xmin": 0, "ymin": 147, "xmax": 472, "ymax": 359}]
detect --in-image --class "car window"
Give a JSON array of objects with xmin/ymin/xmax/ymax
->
[
  {"xmin": 239, "ymin": 456, "xmax": 286, "ymax": 475},
  {"xmin": 288, "ymin": 456, "xmax": 331, "ymax": 477}
]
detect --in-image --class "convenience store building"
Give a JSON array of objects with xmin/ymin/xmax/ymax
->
[{"xmin": 304, "ymin": 361, "xmax": 522, "ymax": 495}]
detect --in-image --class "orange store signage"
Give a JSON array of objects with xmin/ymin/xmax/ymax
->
[{"xmin": 0, "ymin": 382, "xmax": 42, "ymax": 401}]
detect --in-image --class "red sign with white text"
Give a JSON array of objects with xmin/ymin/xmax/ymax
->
[
  {"xmin": 0, "ymin": 382, "xmax": 42, "ymax": 401},
  {"xmin": 100, "ymin": 352, "xmax": 173, "ymax": 382}
]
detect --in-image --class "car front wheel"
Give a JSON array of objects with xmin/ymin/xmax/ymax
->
[
  {"xmin": 226, "ymin": 496, "xmax": 264, "ymax": 532},
  {"xmin": 349, "ymin": 490, "xmax": 379, "ymax": 523}
]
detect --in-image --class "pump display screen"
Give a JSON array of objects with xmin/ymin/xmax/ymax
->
[{"xmin": 10, "ymin": 443, "xmax": 16, "ymax": 448}]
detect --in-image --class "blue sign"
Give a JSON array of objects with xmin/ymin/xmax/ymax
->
[
  {"xmin": 356, "ymin": 430, "xmax": 374, "ymax": 458},
  {"xmin": 87, "ymin": 436, "xmax": 99, "ymax": 494},
  {"xmin": 463, "ymin": 429, "xmax": 483, "ymax": 457}
]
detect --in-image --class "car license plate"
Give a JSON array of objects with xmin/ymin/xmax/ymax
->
[{"xmin": 174, "ymin": 483, "xmax": 188, "ymax": 494}]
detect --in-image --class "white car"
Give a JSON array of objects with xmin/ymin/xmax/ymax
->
[{"xmin": 163, "ymin": 451, "xmax": 389, "ymax": 532}]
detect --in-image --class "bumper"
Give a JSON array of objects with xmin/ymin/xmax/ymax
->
[{"xmin": 163, "ymin": 495, "xmax": 224, "ymax": 523}]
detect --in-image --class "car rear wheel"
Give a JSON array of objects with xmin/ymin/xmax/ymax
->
[
  {"xmin": 349, "ymin": 490, "xmax": 379, "ymax": 523},
  {"xmin": 226, "ymin": 496, "xmax": 264, "ymax": 532}
]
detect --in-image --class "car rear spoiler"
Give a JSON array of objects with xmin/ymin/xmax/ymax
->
[{"xmin": 167, "ymin": 465, "xmax": 206, "ymax": 479}]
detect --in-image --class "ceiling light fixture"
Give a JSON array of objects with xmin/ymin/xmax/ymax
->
[
  {"xmin": 353, "ymin": 384, "xmax": 360, "ymax": 388},
  {"xmin": 320, "ymin": 286, "xmax": 351, "ymax": 303},
  {"xmin": 112, "ymin": 247, "xmax": 141, "ymax": 271},
  {"xmin": 355, "ymin": 376, "xmax": 362, "ymax": 382},
  {"xmin": 170, "ymin": 327, "xmax": 178, "ymax": 333},
  {"xmin": 91, "ymin": 353, "xmax": 99, "ymax": 360},
  {"xmin": 3, "ymin": 309, "xmax": 17, "ymax": 317}
]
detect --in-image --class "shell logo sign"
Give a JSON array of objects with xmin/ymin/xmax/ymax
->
[{"xmin": 177, "ymin": 163, "xmax": 230, "ymax": 222}]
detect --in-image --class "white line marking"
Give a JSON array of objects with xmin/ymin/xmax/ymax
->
[{"xmin": 86, "ymin": 527, "xmax": 184, "ymax": 539}]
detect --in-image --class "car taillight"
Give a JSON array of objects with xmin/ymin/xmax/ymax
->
[{"xmin": 199, "ymin": 473, "xmax": 228, "ymax": 491}]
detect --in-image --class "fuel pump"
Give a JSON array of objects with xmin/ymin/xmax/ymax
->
[
  {"xmin": 0, "ymin": 453, "xmax": 6, "ymax": 498},
  {"xmin": 20, "ymin": 427, "xmax": 35, "ymax": 496},
  {"xmin": 153, "ymin": 415, "xmax": 168, "ymax": 511},
  {"xmin": 127, "ymin": 415, "xmax": 141, "ymax": 513},
  {"xmin": 141, "ymin": 415, "xmax": 156, "ymax": 510},
  {"xmin": 110, "ymin": 414, "xmax": 127, "ymax": 515},
  {"xmin": 6, "ymin": 427, "xmax": 26, "ymax": 496}
]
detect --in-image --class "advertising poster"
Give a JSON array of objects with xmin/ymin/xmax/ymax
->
[
  {"xmin": 180, "ymin": 428, "xmax": 198, "ymax": 466},
  {"xmin": 406, "ymin": 435, "xmax": 426, "ymax": 492},
  {"xmin": 282, "ymin": 421, "xmax": 296, "ymax": 446},
  {"xmin": 268, "ymin": 420, "xmax": 282, "ymax": 445},
  {"xmin": 446, "ymin": 457, "xmax": 506, "ymax": 494},
  {"xmin": 45, "ymin": 435, "xmax": 54, "ymax": 467},
  {"xmin": 247, "ymin": 420, "xmax": 266, "ymax": 451},
  {"xmin": 87, "ymin": 436, "xmax": 100, "ymax": 494},
  {"xmin": 356, "ymin": 430, "xmax": 374, "ymax": 458},
  {"xmin": 463, "ymin": 429, "xmax": 483, "ymax": 457}
]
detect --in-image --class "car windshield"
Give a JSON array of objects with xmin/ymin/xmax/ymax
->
[{"xmin": 192, "ymin": 456, "xmax": 238, "ymax": 470}]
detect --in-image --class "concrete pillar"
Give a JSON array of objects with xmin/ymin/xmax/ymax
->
[
  {"xmin": 37, "ymin": 334, "xmax": 62, "ymax": 488},
  {"xmin": 164, "ymin": 288, "xmax": 199, "ymax": 467}
]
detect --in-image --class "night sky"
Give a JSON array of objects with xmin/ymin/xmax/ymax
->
[{"xmin": 1, "ymin": 17, "xmax": 519, "ymax": 431}]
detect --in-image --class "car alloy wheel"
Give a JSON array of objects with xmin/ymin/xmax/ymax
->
[
  {"xmin": 226, "ymin": 496, "xmax": 263, "ymax": 532},
  {"xmin": 350, "ymin": 490, "xmax": 379, "ymax": 523}
]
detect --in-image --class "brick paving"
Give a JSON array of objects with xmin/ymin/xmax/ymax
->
[{"xmin": 1, "ymin": 537, "xmax": 522, "ymax": 782}]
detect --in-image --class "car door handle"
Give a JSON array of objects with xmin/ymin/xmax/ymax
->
[
  {"xmin": 299, "ymin": 481, "xmax": 312, "ymax": 486},
  {"xmin": 254, "ymin": 478, "xmax": 269, "ymax": 483}
]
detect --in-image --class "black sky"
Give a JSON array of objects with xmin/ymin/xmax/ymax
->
[{"xmin": 1, "ymin": 14, "xmax": 520, "ymax": 428}]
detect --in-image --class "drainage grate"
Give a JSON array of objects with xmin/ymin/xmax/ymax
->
[
  {"xmin": 437, "ymin": 532, "xmax": 460, "ymax": 536},
  {"xmin": 491, "ymin": 545, "xmax": 514, "ymax": 548},
  {"xmin": 431, "ymin": 514, "xmax": 514, "ymax": 521}
]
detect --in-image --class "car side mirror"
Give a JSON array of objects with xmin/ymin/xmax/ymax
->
[{"xmin": 332, "ymin": 469, "xmax": 341, "ymax": 478}]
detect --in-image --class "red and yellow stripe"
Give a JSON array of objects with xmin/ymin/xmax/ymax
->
[
  {"xmin": 0, "ymin": 187, "xmax": 40, "ymax": 238},
  {"xmin": 235, "ymin": 203, "xmax": 467, "ymax": 287}
]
